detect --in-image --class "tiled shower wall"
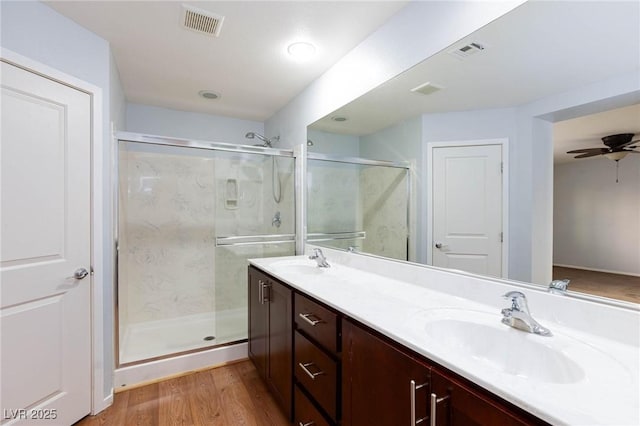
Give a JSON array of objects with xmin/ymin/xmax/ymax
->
[{"xmin": 360, "ymin": 166, "xmax": 408, "ymax": 260}]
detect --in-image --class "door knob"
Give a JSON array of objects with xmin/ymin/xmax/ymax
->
[
  {"xmin": 435, "ymin": 242, "xmax": 443, "ymax": 249},
  {"xmin": 72, "ymin": 268, "xmax": 89, "ymax": 280}
]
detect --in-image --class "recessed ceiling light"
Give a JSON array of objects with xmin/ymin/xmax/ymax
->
[
  {"xmin": 199, "ymin": 90, "xmax": 220, "ymax": 100},
  {"xmin": 331, "ymin": 116, "xmax": 348, "ymax": 122},
  {"xmin": 287, "ymin": 41, "xmax": 316, "ymax": 61}
]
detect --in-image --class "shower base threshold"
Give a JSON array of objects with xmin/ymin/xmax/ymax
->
[{"xmin": 119, "ymin": 309, "xmax": 246, "ymax": 365}]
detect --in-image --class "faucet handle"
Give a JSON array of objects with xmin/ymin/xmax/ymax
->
[
  {"xmin": 502, "ymin": 291, "xmax": 527, "ymax": 311},
  {"xmin": 502, "ymin": 291, "xmax": 525, "ymax": 300},
  {"xmin": 549, "ymin": 279, "xmax": 570, "ymax": 293}
]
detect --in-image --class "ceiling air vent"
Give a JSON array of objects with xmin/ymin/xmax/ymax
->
[
  {"xmin": 410, "ymin": 81, "xmax": 444, "ymax": 96},
  {"xmin": 182, "ymin": 4, "xmax": 224, "ymax": 37},
  {"xmin": 448, "ymin": 42, "xmax": 487, "ymax": 60}
]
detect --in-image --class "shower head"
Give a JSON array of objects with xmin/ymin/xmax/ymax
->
[{"xmin": 245, "ymin": 131, "xmax": 277, "ymax": 147}]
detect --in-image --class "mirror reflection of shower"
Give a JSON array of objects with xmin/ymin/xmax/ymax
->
[{"xmin": 245, "ymin": 132, "xmax": 281, "ymax": 203}]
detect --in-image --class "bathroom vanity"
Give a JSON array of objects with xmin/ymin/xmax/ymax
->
[{"xmin": 248, "ymin": 248, "xmax": 640, "ymax": 426}]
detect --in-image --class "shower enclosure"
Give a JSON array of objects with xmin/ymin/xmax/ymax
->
[
  {"xmin": 307, "ymin": 154, "xmax": 410, "ymax": 261},
  {"xmin": 116, "ymin": 134, "xmax": 295, "ymax": 365}
]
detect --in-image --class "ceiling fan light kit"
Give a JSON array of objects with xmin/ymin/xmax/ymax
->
[{"xmin": 566, "ymin": 133, "xmax": 639, "ymax": 183}]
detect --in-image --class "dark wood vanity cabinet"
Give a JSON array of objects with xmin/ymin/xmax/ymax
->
[
  {"xmin": 248, "ymin": 266, "xmax": 547, "ymax": 426},
  {"xmin": 430, "ymin": 368, "xmax": 546, "ymax": 426},
  {"xmin": 342, "ymin": 319, "xmax": 431, "ymax": 426},
  {"xmin": 294, "ymin": 292, "xmax": 341, "ymax": 425},
  {"xmin": 343, "ymin": 318, "xmax": 547, "ymax": 426},
  {"xmin": 247, "ymin": 266, "xmax": 293, "ymax": 419}
]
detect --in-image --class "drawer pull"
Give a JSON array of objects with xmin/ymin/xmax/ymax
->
[
  {"xmin": 410, "ymin": 379, "xmax": 429, "ymax": 425},
  {"xmin": 299, "ymin": 312, "xmax": 323, "ymax": 326},
  {"xmin": 430, "ymin": 392, "xmax": 450, "ymax": 426},
  {"xmin": 298, "ymin": 362, "xmax": 324, "ymax": 380},
  {"xmin": 299, "ymin": 422, "xmax": 315, "ymax": 426}
]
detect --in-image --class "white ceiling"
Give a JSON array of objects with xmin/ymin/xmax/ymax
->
[
  {"xmin": 310, "ymin": 1, "xmax": 640, "ymax": 160},
  {"xmin": 45, "ymin": 0, "xmax": 408, "ymax": 121}
]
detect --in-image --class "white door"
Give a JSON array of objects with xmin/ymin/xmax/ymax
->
[
  {"xmin": 431, "ymin": 144, "xmax": 503, "ymax": 277},
  {"xmin": 1, "ymin": 61, "xmax": 91, "ymax": 425}
]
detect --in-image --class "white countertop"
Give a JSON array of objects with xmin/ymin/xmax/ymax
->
[{"xmin": 249, "ymin": 251, "xmax": 640, "ymax": 426}]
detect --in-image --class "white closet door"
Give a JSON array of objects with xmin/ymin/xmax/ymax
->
[
  {"xmin": 1, "ymin": 61, "xmax": 92, "ymax": 425},
  {"xmin": 432, "ymin": 144, "xmax": 503, "ymax": 277}
]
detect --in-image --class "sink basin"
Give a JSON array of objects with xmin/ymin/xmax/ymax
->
[
  {"xmin": 413, "ymin": 309, "xmax": 585, "ymax": 384},
  {"xmin": 268, "ymin": 259, "xmax": 327, "ymax": 275}
]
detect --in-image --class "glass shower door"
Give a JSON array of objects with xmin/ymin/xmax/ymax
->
[
  {"xmin": 307, "ymin": 157, "xmax": 409, "ymax": 261},
  {"xmin": 117, "ymin": 140, "xmax": 294, "ymax": 365}
]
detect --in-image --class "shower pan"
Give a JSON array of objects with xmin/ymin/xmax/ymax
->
[{"xmin": 116, "ymin": 133, "xmax": 295, "ymax": 366}]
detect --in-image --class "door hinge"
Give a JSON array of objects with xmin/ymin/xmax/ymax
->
[
  {"xmin": 500, "ymin": 162, "xmax": 504, "ymax": 173},
  {"xmin": 500, "ymin": 232, "xmax": 503, "ymax": 243}
]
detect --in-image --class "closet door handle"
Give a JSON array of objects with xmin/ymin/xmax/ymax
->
[
  {"xmin": 430, "ymin": 392, "xmax": 450, "ymax": 426},
  {"xmin": 410, "ymin": 379, "xmax": 429, "ymax": 425}
]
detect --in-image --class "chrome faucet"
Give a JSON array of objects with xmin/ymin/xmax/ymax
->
[
  {"xmin": 548, "ymin": 279, "xmax": 570, "ymax": 295},
  {"xmin": 309, "ymin": 248, "xmax": 330, "ymax": 268},
  {"xmin": 501, "ymin": 291, "xmax": 551, "ymax": 336}
]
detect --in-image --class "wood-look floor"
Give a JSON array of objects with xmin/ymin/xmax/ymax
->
[
  {"xmin": 74, "ymin": 360, "xmax": 289, "ymax": 426},
  {"xmin": 553, "ymin": 266, "xmax": 640, "ymax": 304}
]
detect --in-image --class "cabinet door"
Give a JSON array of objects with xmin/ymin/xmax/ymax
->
[
  {"xmin": 431, "ymin": 369, "xmax": 546, "ymax": 426},
  {"xmin": 343, "ymin": 319, "xmax": 430, "ymax": 426},
  {"xmin": 266, "ymin": 279, "xmax": 293, "ymax": 419},
  {"xmin": 248, "ymin": 267, "xmax": 268, "ymax": 378}
]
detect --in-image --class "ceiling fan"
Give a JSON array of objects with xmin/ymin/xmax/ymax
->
[
  {"xmin": 566, "ymin": 133, "xmax": 640, "ymax": 161},
  {"xmin": 566, "ymin": 133, "xmax": 639, "ymax": 183}
]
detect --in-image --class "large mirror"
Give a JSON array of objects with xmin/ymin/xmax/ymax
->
[{"xmin": 307, "ymin": 0, "xmax": 640, "ymax": 304}]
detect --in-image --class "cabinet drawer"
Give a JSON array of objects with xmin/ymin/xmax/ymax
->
[
  {"xmin": 295, "ymin": 293, "xmax": 339, "ymax": 353},
  {"xmin": 295, "ymin": 331, "xmax": 338, "ymax": 421},
  {"xmin": 295, "ymin": 385, "xmax": 331, "ymax": 426}
]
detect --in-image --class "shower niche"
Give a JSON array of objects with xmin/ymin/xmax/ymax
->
[{"xmin": 117, "ymin": 136, "xmax": 295, "ymax": 365}]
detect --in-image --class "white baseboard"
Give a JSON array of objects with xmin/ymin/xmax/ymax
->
[
  {"xmin": 553, "ymin": 264, "xmax": 640, "ymax": 278},
  {"xmin": 91, "ymin": 393, "xmax": 113, "ymax": 415},
  {"xmin": 114, "ymin": 342, "xmax": 248, "ymax": 389}
]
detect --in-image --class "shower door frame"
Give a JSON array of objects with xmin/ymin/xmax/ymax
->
[
  {"xmin": 305, "ymin": 152, "xmax": 413, "ymax": 260},
  {"xmin": 113, "ymin": 131, "xmax": 297, "ymax": 367}
]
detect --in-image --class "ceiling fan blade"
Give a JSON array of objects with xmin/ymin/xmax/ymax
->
[
  {"xmin": 567, "ymin": 148, "xmax": 608, "ymax": 154},
  {"xmin": 574, "ymin": 152, "xmax": 605, "ymax": 158},
  {"xmin": 617, "ymin": 139, "xmax": 640, "ymax": 148}
]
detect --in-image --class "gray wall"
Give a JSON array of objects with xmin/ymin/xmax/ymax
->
[
  {"xmin": 126, "ymin": 103, "xmax": 264, "ymax": 145},
  {"xmin": 554, "ymin": 156, "xmax": 640, "ymax": 276},
  {"xmin": 307, "ymin": 128, "xmax": 360, "ymax": 157},
  {"xmin": 1, "ymin": 0, "xmax": 125, "ymax": 401}
]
